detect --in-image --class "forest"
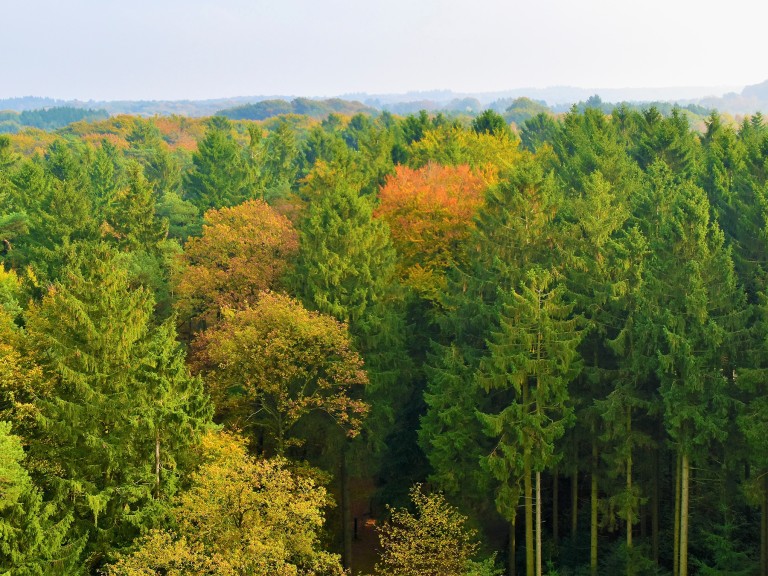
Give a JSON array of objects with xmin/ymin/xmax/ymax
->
[{"xmin": 1, "ymin": 102, "xmax": 768, "ymax": 576}]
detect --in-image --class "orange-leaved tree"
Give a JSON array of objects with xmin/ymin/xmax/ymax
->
[{"xmin": 375, "ymin": 163, "xmax": 491, "ymax": 300}]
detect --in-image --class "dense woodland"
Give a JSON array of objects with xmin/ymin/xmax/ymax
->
[{"xmin": 1, "ymin": 103, "xmax": 768, "ymax": 576}]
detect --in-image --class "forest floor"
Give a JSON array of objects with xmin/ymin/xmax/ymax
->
[{"xmin": 350, "ymin": 476, "xmax": 379, "ymax": 575}]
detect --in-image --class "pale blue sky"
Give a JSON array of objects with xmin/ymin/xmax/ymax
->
[{"xmin": 2, "ymin": 0, "xmax": 767, "ymax": 100}]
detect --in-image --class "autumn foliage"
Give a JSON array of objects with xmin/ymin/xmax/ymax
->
[
  {"xmin": 175, "ymin": 199, "xmax": 299, "ymax": 327},
  {"xmin": 107, "ymin": 430, "xmax": 345, "ymax": 576},
  {"xmin": 192, "ymin": 292, "xmax": 369, "ymax": 455},
  {"xmin": 375, "ymin": 163, "xmax": 490, "ymax": 297}
]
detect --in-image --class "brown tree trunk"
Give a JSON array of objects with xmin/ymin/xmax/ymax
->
[
  {"xmin": 652, "ymin": 446, "xmax": 659, "ymax": 567},
  {"xmin": 591, "ymin": 441, "xmax": 598, "ymax": 576},
  {"xmin": 525, "ymin": 451, "xmax": 534, "ymax": 576},
  {"xmin": 341, "ymin": 444, "xmax": 352, "ymax": 570},
  {"xmin": 762, "ymin": 473, "xmax": 767, "ymax": 576},
  {"xmin": 553, "ymin": 465, "xmax": 559, "ymax": 549},
  {"xmin": 510, "ymin": 517, "xmax": 517, "ymax": 576},
  {"xmin": 572, "ymin": 464, "xmax": 579, "ymax": 540},
  {"xmin": 673, "ymin": 452, "xmax": 681, "ymax": 576},
  {"xmin": 155, "ymin": 430, "xmax": 161, "ymax": 499},
  {"xmin": 536, "ymin": 470, "xmax": 543, "ymax": 576},
  {"xmin": 679, "ymin": 452, "xmax": 690, "ymax": 576},
  {"xmin": 626, "ymin": 409, "xmax": 633, "ymax": 576}
]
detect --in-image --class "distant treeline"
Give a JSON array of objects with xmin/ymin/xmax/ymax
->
[
  {"xmin": 0, "ymin": 107, "xmax": 109, "ymax": 133},
  {"xmin": 216, "ymin": 97, "xmax": 376, "ymax": 120}
]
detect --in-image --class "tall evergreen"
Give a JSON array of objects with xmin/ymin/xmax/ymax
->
[
  {"xmin": 26, "ymin": 245, "xmax": 210, "ymax": 570},
  {"xmin": 183, "ymin": 116, "xmax": 253, "ymax": 211},
  {"xmin": 291, "ymin": 165, "xmax": 408, "ymax": 566},
  {"xmin": 477, "ymin": 268, "xmax": 582, "ymax": 576},
  {"xmin": 635, "ymin": 163, "xmax": 745, "ymax": 576},
  {"xmin": 0, "ymin": 421, "xmax": 83, "ymax": 575}
]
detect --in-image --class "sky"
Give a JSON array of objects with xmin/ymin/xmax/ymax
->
[{"xmin": 2, "ymin": 0, "xmax": 767, "ymax": 101}]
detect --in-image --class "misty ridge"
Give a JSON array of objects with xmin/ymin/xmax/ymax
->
[{"xmin": 3, "ymin": 79, "xmax": 768, "ymax": 126}]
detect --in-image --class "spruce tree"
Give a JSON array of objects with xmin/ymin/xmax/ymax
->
[
  {"xmin": 0, "ymin": 421, "xmax": 83, "ymax": 575},
  {"xmin": 183, "ymin": 116, "xmax": 253, "ymax": 211},
  {"xmin": 636, "ymin": 163, "xmax": 745, "ymax": 576},
  {"xmin": 291, "ymin": 164, "xmax": 407, "ymax": 567},
  {"xmin": 477, "ymin": 268, "xmax": 582, "ymax": 576},
  {"xmin": 26, "ymin": 245, "xmax": 210, "ymax": 570}
]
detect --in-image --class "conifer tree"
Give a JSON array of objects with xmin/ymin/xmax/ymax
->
[
  {"xmin": 103, "ymin": 162, "xmax": 168, "ymax": 252},
  {"xmin": 477, "ymin": 268, "xmax": 582, "ymax": 576},
  {"xmin": 26, "ymin": 245, "xmax": 210, "ymax": 569},
  {"xmin": 291, "ymin": 164, "xmax": 407, "ymax": 567},
  {"xmin": 636, "ymin": 163, "xmax": 745, "ymax": 576},
  {"xmin": 0, "ymin": 421, "xmax": 83, "ymax": 575},
  {"xmin": 183, "ymin": 116, "xmax": 253, "ymax": 211}
]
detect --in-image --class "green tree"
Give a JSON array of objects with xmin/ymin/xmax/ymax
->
[
  {"xmin": 0, "ymin": 421, "xmax": 83, "ymax": 575},
  {"xmin": 183, "ymin": 116, "xmax": 253, "ymax": 210},
  {"xmin": 107, "ymin": 431, "xmax": 345, "ymax": 576},
  {"xmin": 636, "ymin": 164, "xmax": 744, "ymax": 576},
  {"xmin": 125, "ymin": 119, "xmax": 182, "ymax": 197},
  {"xmin": 26, "ymin": 246, "xmax": 210, "ymax": 570},
  {"xmin": 478, "ymin": 268, "xmax": 582, "ymax": 576},
  {"xmin": 103, "ymin": 162, "xmax": 168, "ymax": 252},
  {"xmin": 472, "ymin": 109, "xmax": 512, "ymax": 139},
  {"xmin": 291, "ymin": 164, "xmax": 408, "ymax": 566}
]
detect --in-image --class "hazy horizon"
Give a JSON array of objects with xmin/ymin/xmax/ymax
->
[{"xmin": 3, "ymin": 0, "xmax": 767, "ymax": 102}]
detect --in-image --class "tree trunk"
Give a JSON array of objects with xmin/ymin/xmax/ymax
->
[
  {"xmin": 626, "ymin": 408, "xmax": 633, "ymax": 576},
  {"xmin": 591, "ymin": 441, "xmax": 598, "ymax": 576},
  {"xmin": 673, "ymin": 452, "xmax": 681, "ymax": 576},
  {"xmin": 510, "ymin": 517, "xmax": 517, "ymax": 576},
  {"xmin": 525, "ymin": 451, "xmax": 534, "ymax": 576},
  {"xmin": 155, "ymin": 430, "xmax": 161, "ymax": 499},
  {"xmin": 553, "ymin": 465, "xmax": 559, "ymax": 549},
  {"xmin": 679, "ymin": 452, "xmax": 690, "ymax": 576},
  {"xmin": 536, "ymin": 470, "xmax": 543, "ymax": 576},
  {"xmin": 762, "ymin": 472, "xmax": 767, "ymax": 576},
  {"xmin": 652, "ymin": 445, "xmax": 659, "ymax": 567},
  {"xmin": 341, "ymin": 444, "xmax": 352, "ymax": 570},
  {"xmin": 572, "ymin": 464, "xmax": 578, "ymax": 540}
]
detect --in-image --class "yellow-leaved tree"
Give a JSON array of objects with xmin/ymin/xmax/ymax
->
[{"xmin": 107, "ymin": 430, "xmax": 345, "ymax": 576}]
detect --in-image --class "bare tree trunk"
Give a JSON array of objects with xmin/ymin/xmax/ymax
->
[
  {"xmin": 525, "ymin": 451, "xmax": 534, "ymax": 576},
  {"xmin": 591, "ymin": 441, "xmax": 598, "ymax": 576},
  {"xmin": 679, "ymin": 452, "xmax": 690, "ymax": 576},
  {"xmin": 510, "ymin": 517, "xmax": 517, "ymax": 576},
  {"xmin": 553, "ymin": 465, "xmax": 559, "ymax": 549},
  {"xmin": 626, "ymin": 409, "xmax": 633, "ymax": 576},
  {"xmin": 568, "ymin": 436, "xmax": 579, "ymax": 573},
  {"xmin": 536, "ymin": 470, "xmax": 543, "ymax": 576},
  {"xmin": 673, "ymin": 452, "xmax": 681, "ymax": 576},
  {"xmin": 155, "ymin": 430, "xmax": 161, "ymax": 499},
  {"xmin": 341, "ymin": 444, "xmax": 352, "ymax": 570},
  {"xmin": 762, "ymin": 473, "xmax": 767, "ymax": 576},
  {"xmin": 652, "ymin": 446, "xmax": 659, "ymax": 567}
]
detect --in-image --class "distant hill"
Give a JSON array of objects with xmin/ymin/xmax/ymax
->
[
  {"xmin": 0, "ymin": 106, "xmax": 109, "ymax": 134},
  {"xmin": 216, "ymin": 98, "xmax": 376, "ymax": 120},
  {"xmin": 4, "ymin": 82, "xmax": 768, "ymax": 120},
  {"xmin": 741, "ymin": 80, "xmax": 768, "ymax": 101}
]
